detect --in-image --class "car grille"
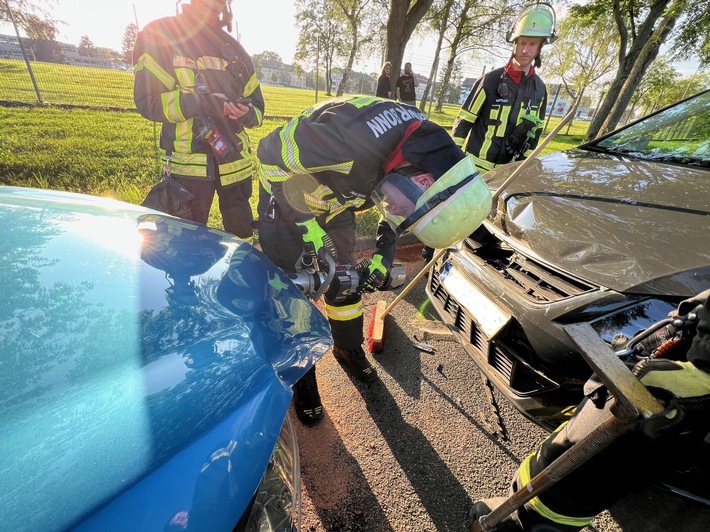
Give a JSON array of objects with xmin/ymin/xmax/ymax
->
[
  {"xmin": 429, "ymin": 273, "xmax": 558, "ymax": 397},
  {"xmin": 462, "ymin": 239, "xmax": 596, "ymax": 303}
]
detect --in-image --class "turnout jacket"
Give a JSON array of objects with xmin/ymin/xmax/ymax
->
[
  {"xmin": 133, "ymin": 11, "xmax": 264, "ymax": 186},
  {"xmin": 452, "ymin": 65, "xmax": 546, "ymax": 172},
  {"xmin": 258, "ymin": 96, "xmax": 464, "ymax": 264}
]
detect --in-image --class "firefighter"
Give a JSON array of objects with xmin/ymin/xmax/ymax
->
[
  {"xmin": 468, "ymin": 290, "xmax": 710, "ymax": 530},
  {"xmin": 256, "ymin": 96, "xmax": 492, "ymax": 424},
  {"xmin": 133, "ymin": 0, "xmax": 264, "ymax": 243},
  {"xmin": 452, "ymin": 1, "xmax": 556, "ymax": 174},
  {"xmin": 415, "ymin": 2, "xmax": 559, "ymax": 265}
]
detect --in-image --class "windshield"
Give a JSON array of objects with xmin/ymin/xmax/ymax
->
[{"xmin": 588, "ymin": 90, "xmax": 710, "ymax": 168}]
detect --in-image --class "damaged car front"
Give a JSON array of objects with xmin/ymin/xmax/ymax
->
[{"xmin": 426, "ymin": 90, "xmax": 710, "ymax": 432}]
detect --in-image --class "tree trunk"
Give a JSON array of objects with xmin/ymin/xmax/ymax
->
[
  {"xmin": 597, "ymin": 0, "xmax": 683, "ymax": 137},
  {"xmin": 585, "ymin": 0, "xmax": 672, "ymax": 140},
  {"xmin": 385, "ymin": 0, "xmax": 435, "ymax": 93}
]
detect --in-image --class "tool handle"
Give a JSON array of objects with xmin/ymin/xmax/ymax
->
[
  {"xmin": 473, "ymin": 414, "xmax": 630, "ymax": 532},
  {"xmin": 380, "ymin": 248, "xmax": 447, "ymax": 319}
]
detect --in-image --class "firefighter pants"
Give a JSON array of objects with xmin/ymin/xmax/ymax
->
[
  {"xmin": 255, "ymin": 188, "xmax": 364, "ymax": 352},
  {"xmin": 173, "ymin": 172, "xmax": 253, "ymax": 241}
]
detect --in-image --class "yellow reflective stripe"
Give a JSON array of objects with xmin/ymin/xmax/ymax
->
[
  {"xmin": 219, "ymin": 157, "xmax": 254, "ymax": 186},
  {"xmin": 325, "ymin": 203, "xmax": 349, "ymax": 223},
  {"xmin": 348, "ymin": 96, "xmax": 378, "ymax": 108},
  {"xmin": 161, "ymin": 91, "xmax": 186, "ymax": 123},
  {"xmin": 243, "ymin": 73, "xmax": 259, "ymax": 95},
  {"xmin": 469, "ymin": 89, "xmax": 487, "ymax": 116},
  {"xmin": 259, "ymin": 168, "xmax": 272, "ymax": 193},
  {"xmin": 453, "ymin": 136, "xmax": 465, "ymax": 147},
  {"xmin": 167, "ymin": 152, "xmax": 208, "ymax": 177},
  {"xmin": 261, "ymin": 163, "xmax": 291, "ymax": 182},
  {"xmin": 196, "ymin": 56, "xmax": 227, "ymax": 70},
  {"xmin": 303, "ymin": 194, "xmax": 329, "ymax": 213},
  {"xmin": 310, "ymin": 161, "xmax": 353, "ymax": 174},
  {"xmin": 280, "ymin": 117, "xmax": 308, "ymax": 173},
  {"xmin": 174, "ymin": 120, "xmax": 193, "ymax": 153},
  {"xmin": 252, "ymin": 105, "xmax": 263, "ymax": 126},
  {"xmin": 456, "ymin": 108, "xmax": 477, "ymax": 123},
  {"xmin": 174, "ymin": 55, "xmax": 197, "ymax": 69},
  {"xmin": 136, "ymin": 52, "xmax": 175, "ymax": 90},
  {"xmin": 519, "ymin": 453, "xmax": 594, "ymax": 528},
  {"xmin": 468, "ymin": 154, "xmax": 494, "ymax": 172},
  {"xmin": 498, "ymin": 105, "xmax": 512, "ymax": 137},
  {"xmin": 174, "ymin": 67, "xmax": 194, "ymax": 91},
  {"xmin": 325, "ymin": 301, "xmax": 363, "ymax": 321}
]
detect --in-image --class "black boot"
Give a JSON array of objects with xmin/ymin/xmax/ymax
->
[
  {"xmin": 292, "ymin": 367, "xmax": 323, "ymax": 425},
  {"xmin": 333, "ymin": 346, "xmax": 377, "ymax": 382}
]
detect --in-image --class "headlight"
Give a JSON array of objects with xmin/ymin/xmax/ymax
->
[{"xmin": 243, "ymin": 415, "xmax": 301, "ymax": 531}]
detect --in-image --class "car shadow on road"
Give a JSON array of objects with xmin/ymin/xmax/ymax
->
[{"xmin": 292, "ymin": 407, "xmax": 395, "ymax": 531}]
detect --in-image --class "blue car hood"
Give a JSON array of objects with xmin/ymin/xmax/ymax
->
[{"xmin": 0, "ymin": 187, "xmax": 332, "ymax": 531}]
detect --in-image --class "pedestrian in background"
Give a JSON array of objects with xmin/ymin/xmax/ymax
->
[
  {"xmin": 395, "ymin": 62, "xmax": 419, "ymax": 106},
  {"xmin": 376, "ymin": 62, "xmax": 392, "ymax": 98},
  {"xmin": 133, "ymin": 0, "xmax": 264, "ymax": 243}
]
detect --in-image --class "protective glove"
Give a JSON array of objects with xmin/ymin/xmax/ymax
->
[
  {"xmin": 295, "ymin": 218, "xmax": 337, "ymax": 261},
  {"xmin": 505, "ymin": 113, "xmax": 543, "ymax": 157},
  {"xmin": 355, "ymin": 253, "xmax": 389, "ymax": 293},
  {"xmin": 633, "ymin": 359, "xmax": 710, "ymax": 439}
]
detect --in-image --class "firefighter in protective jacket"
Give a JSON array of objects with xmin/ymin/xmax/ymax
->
[
  {"xmin": 133, "ymin": 0, "xmax": 264, "ymax": 242},
  {"xmin": 452, "ymin": 2, "xmax": 556, "ymax": 173},
  {"xmin": 256, "ymin": 96, "xmax": 492, "ymax": 425}
]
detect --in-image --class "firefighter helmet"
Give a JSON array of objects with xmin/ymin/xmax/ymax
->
[
  {"xmin": 371, "ymin": 157, "xmax": 492, "ymax": 249},
  {"xmin": 180, "ymin": 0, "xmax": 233, "ymax": 31},
  {"xmin": 506, "ymin": 2, "xmax": 558, "ymax": 44}
]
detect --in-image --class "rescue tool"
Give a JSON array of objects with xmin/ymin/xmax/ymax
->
[{"xmin": 470, "ymin": 322, "xmax": 664, "ymax": 532}]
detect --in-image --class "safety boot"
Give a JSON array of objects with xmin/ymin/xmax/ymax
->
[
  {"xmin": 333, "ymin": 346, "xmax": 378, "ymax": 382},
  {"xmin": 292, "ymin": 367, "xmax": 323, "ymax": 425}
]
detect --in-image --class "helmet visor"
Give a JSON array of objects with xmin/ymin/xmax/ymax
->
[{"xmin": 371, "ymin": 172, "xmax": 427, "ymax": 233}]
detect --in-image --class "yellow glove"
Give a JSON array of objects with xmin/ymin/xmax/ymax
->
[{"xmin": 634, "ymin": 359, "xmax": 710, "ymax": 439}]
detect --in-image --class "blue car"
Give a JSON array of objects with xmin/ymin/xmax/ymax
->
[{"xmin": 0, "ymin": 187, "xmax": 332, "ymax": 531}]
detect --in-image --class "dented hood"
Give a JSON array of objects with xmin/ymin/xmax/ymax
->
[{"xmin": 485, "ymin": 150, "xmax": 710, "ymax": 296}]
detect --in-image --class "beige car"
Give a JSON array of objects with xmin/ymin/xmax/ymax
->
[{"xmin": 426, "ymin": 89, "xmax": 710, "ymax": 503}]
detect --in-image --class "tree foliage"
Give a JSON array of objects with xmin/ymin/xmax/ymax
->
[
  {"xmin": 121, "ymin": 23, "xmax": 138, "ymax": 65},
  {"xmin": 577, "ymin": 0, "xmax": 701, "ymax": 140}
]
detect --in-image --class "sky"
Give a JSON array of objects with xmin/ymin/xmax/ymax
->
[
  {"xmin": 2, "ymin": 0, "xmax": 701, "ymax": 79},
  {"xmin": 51, "ymin": 0, "xmax": 301, "ymax": 63}
]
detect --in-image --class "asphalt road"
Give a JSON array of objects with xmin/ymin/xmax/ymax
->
[{"xmin": 292, "ymin": 244, "xmax": 710, "ymax": 531}]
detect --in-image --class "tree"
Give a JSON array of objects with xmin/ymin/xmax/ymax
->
[
  {"xmin": 579, "ymin": 0, "xmax": 708, "ymax": 140},
  {"xmin": 295, "ymin": 0, "xmax": 348, "ymax": 96},
  {"xmin": 544, "ymin": 10, "xmax": 618, "ymax": 131},
  {"xmin": 429, "ymin": 0, "xmax": 521, "ymax": 112},
  {"xmin": 383, "ymin": 0, "xmax": 435, "ymax": 85},
  {"xmin": 78, "ymin": 35, "xmax": 95, "ymax": 58},
  {"xmin": 333, "ymin": 0, "xmax": 378, "ymax": 96},
  {"xmin": 417, "ymin": 0, "xmax": 455, "ymax": 111},
  {"xmin": 121, "ymin": 23, "xmax": 138, "ymax": 65}
]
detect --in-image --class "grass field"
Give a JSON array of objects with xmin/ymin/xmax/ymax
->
[{"xmin": 0, "ymin": 59, "xmax": 590, "ymax": 235}]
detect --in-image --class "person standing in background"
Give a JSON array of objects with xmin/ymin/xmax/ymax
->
[
  {"xmin": 376, "ymin": 62, "xmax": 392, "ymax": 98},
  {"xmin": 420, "ymin": 2, "xmax": 557, "ymax": 263},
  {"xmin": 133, "ymin": 0, "xmax": 264, "ymax": 243},
  {"xmin": 395, "ymin": 62, "xmax": 419, "ymax": 106}
]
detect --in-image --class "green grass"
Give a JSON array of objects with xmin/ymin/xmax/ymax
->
[{"xmin": 0, "ymin": 58, "xmax": 590, "ymax": 235}]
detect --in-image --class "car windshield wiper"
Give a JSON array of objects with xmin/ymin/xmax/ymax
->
[{"xmin": 644, "ymin": 154, "xmax": 709, "ymax": 168}]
